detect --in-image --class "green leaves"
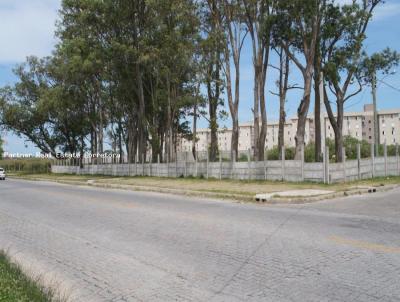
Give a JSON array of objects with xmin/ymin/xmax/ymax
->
[{"xmin": 359, "ymin": 48, "xmax": 400, "ymax": 85}]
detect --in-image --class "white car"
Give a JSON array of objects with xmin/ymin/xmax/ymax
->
[{"xmin": 0, "ymin": 168, "xmax": 6, "ymax": 180}]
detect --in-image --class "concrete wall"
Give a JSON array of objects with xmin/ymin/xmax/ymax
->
[{"xmin": 52, "ymin": 155, "xmax": 400, "ymax": 183}]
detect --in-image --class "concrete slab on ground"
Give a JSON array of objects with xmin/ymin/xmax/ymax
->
[{"xmin": 255, "ymin": 189, "xmax": 335, "ymax": 202}]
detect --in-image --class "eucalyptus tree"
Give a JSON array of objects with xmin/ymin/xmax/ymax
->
[
  {"xmin": 218, "ymin": 0, "xmax": 248, "ymax": 161},
  {"xmin": 57, "ymin": 0, "xmax": 109, "ymax": 156},
  {"xmin": 359, "ymin": 48, "xmax": 399, "ymax": 152},
  {"xmin": 200, "ymin": 0, "xmax": 226, "ymax": 162},
  {"xmin": 0, "ymin": 56, "xmax": 90, "ymax": 158},
  {"xmin": 269, "ymin": 47, "xmax": 294, "ymax": 159},
  {"xmin": 243, "ymin": 0, "xmax": 273, "ymax": 160},
  {"xmin": 321, "ymin": 0, "xmax": 383, "ymax": 162},
  {"xmin": 154, "ymin": 0, "xmax": 200, "ymax": 162},
  {"xmin": 273, "ymin": 0, "xmax": 322, "ymax": 160},
  {"xmin": 0, "ymin": 57, "xmax": 60, "ymax": 157}
]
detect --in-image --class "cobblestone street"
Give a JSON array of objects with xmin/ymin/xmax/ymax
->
[{"xmin": 0, "ymin": 179, "xmax": 399, "ymax": 301}]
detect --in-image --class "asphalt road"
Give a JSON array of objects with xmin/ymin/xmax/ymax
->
[{"xmin": 0, "ymin": 179, "xmax": 399, "ymax": 302}]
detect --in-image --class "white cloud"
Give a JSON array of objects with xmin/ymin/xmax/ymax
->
[
  {"xmin": 334, "ymin": 0, "xmax": 400, "ymax": 20},
  {"xmin": 373, "ymin": 2, "xmax": 400, "ymax": 20},
  {"xmin": 0, "ymin": 0, "xmax": 61, "ymax": 63}
]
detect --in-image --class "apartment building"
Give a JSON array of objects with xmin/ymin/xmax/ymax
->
[
  {"xmin": 324, "ymin": 104, "xmax": 400, "ymax": 145},
  {"xmin": 177, "ymin": 104, "xmax": 400, "ymax": 152}
]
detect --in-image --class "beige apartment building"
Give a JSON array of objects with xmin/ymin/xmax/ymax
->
[{"xmin": 177, "ymin": 104, "xmax": 400, "ymax": 153}]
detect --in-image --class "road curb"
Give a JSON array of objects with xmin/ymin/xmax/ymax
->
[
  {"xmin": 263, "ymin": 184, "xmax": 399, "ymax": 204},
  {"xmin": 9, "ymin": 176, "xmax": 400, "ymax": 204}
]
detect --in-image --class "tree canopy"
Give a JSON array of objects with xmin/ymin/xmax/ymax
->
[{"xmin": 0, "ymin": 0, "xmax": 397, "ymax": 163}]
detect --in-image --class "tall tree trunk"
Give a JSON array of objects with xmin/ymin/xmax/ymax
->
[
  {"xmin": 314, "ymin": 70, "xmax": 322, "ymax": 162},
  {"xmin": 258, "ymin": 45, "xmax": 269, "ymax": 161},
  {"xmin": 252, "ymin": 63, "xmax": 260, "ymax": 160},
  {"xmin": 127, "ymin": 118, "xmax": 138, "ymax": 163},
  {"xmin": 295, "ymin": 68, "xmax": 313, "ymax": 159},
  {"xmin": 192, "ymin": 95, "xmax": 198, "ymax": 160},
  {"xmin": 208, "ymin": 85, "xmax": 218, "ymax": 162},
  {"xmin": 224, "ymin": 44, "xmax": 240, "ymax": 161},
  {"xmin": 323, "ymin": 86, "xmax": 345, "ymax": 163},
  {"xmin": 118, "ymin": 120, "xmax": 123, "ymax": 163},
  {"xmin": 166, "ymin": 74, "xmax": 172, "ymax": 162},
  {"xmin": 222, "ymin": 5, "xmax": 244, "ymax": 162},
  {"xmin": 207, "ymin": 57, "xmax": 220, "ymax": 162},
  {"xmin": 335, "ymin": 98, "xmax": 344, "ymax": 162},
  {"xmin": 79, "ymin": 135, "xmax": 85, "ymax": 169},
  {"xmin": 136, "ymin": 62, "xmax": 146, "ymax": 163},
  {"xmin": 243, "ymin": 0, "xmax": 269, "ymax": 161},
  {"xmin": 278, "ymin": 51, "xmax": 289, "ymax": 159}
]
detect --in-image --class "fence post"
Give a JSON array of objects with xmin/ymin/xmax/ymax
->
[
  {"xmin": 219, "ymin": 152, "xmax": 222, "ymax": 180},
  {"xmin": 342, "ymin": 146, "xmax": 346, "ymax": 183},
  {"xmin": 185, "ymin": 152, "xmax": 188, "ymax": 178},
  {"xmin": 300, "ymin": 144, "xmax": 305, "ymax": 182},
  {"xmin": 206, "ymin": 150, "xmax": 209, "ymax": 179},
  {"xmin": 142, "ymin": 155, "xmax": 145, "ymax": 176},
  {"xmin": 175, "ymin": 153, "xmax": 178, "ymax": 178},
  {"xmin": 371, "ymin": 143, "xmax": 375, "ymax": 178},
  {"xmin": 281, "ymin": 146, "xmax": 285, "ymax": 181},
  {"xmin": 231, "ymin": 152, "xmax": 236, "ymax": 179},
  {"xmin": 384, "ymin": 142, "xmax": 388, "ymax": 177},
  {"xmin": 149, "ymin": 152, "xmax": 152, "ymax": 177},
  {"xmin": 357, "ymin": 143, "xmax": 361, "ymax": 180},
  {"xmin": 248, "ymin": 149, "xmax": 251, "ymax": 180},
  {"xmin": 396, "ymin": 143, "xmax": 399, "ymax": 176},
  {"xmin": 135, "ymin": 153, "xmax": 138, "ymax": 176},
  {"xmin": 157, "ymin": 154, "xmax": 160, "ymax": 177},
  {"xmin": 325, "ymin": 146, "xmax": 330, "ymax": 184},
  {"xmin": 264, "ymin": 148, "xmax": 268, "ymax": 181},
  {"xmin": 167, "ymin": 154, "xmax": 170, "ymax": 178},
  {"xmin": 195, "ymin": 151, "xmax": 198, "ymax": 178}
]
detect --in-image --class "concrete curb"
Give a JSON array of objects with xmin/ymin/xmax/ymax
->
[
  {"xmin": 263, "ymin": 184, "xmax": 399, "ymax": 204},
  {"xmin": 9, "ymin": 176, "xmax": 253, "ymax": 202},
  {"xmin": 9, "ymin": 176, "xmax": 400, "ymax": 205}
]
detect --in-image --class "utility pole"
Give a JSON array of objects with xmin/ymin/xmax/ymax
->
[
  {"xmin": 319, "ymin": 72, "xmax": 326, "ymax": 159},
  {"xmin": 372, "ymin": 71, "xmax": 379, "ymax": 157}
]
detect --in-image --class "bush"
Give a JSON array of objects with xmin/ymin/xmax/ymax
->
[
  {"xmin": 266, "ymin": 146, "xmax": 295, "ymax": 160},
  {"xmin": 304, "ymin": 142, "xmax": 316, "ymax": 162},
  {"xmin": 0, "ymin": 158, "xmax": 52, "ymax": 175},
  {"xmin": 238, "ymin": 153, "xmax": 248, "ymax": 162}
]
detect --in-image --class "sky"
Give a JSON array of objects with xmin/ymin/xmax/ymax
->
[{"xmin": 1, "ymin": 0, "xmax": 400, "ymax": 154}]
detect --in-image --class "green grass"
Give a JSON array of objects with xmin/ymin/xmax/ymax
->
[
  {"xmin": 0, "ymin": 159, "xmax": 52, "ymax": 175},
  {"xmin": 0, "ymin": 251, "xmax": 54, "ymax": 302},
  {"xmin": 13, "ymin": 172, "xmax": 400, "ymax": 197}
]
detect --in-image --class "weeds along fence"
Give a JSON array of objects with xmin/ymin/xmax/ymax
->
[
  {"xmin": 51, "ymin": 143, "xmax": 400, "ymax": 184},
  {"xmin": 0, "ymin": 159, "xmax": 52, "ymax": 174}
]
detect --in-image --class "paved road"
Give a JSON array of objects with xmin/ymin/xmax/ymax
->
[{"xmin": 0, "ymin": 179, "xmax": 399, "ymax": 302}]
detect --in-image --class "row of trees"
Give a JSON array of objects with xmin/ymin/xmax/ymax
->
[{"xmin": 0, "ymin": 0, "xmax": 399, "ymax": 164}]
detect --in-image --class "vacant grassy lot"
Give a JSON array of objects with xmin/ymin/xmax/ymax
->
[
  {"xmin": 0, "ymin": 251, "xmax": 53, "ymax": 302},
  {"xmin": 11, "ymin": 173, "xmax": 400, "ymax": 198}
]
